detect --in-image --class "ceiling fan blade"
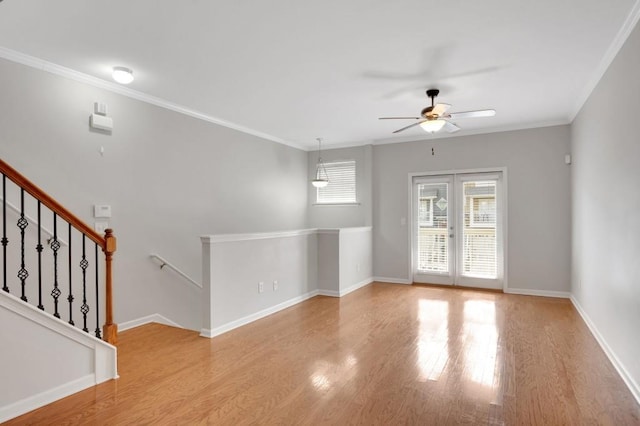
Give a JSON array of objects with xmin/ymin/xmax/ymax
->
[
  {"xmin": 431, "ymin": 103, "xmax": 451, "ymax": 116},
  {"xmin": 379, "ymin": 116, "xmax": 421, "ymax": 120},
  {"xmin": 392, "ymin": 121, "xmax": 425, "ymax": 134},
  {"xmin": 446, "ymin": 109, "xmax": 496, "ymax": 119},
  {"xmin": 443, "ymin": 121, "xmax": 461, "ymax": 133}
]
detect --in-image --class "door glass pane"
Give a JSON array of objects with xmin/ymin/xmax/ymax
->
[
  {"xmin": 462, "ymin": 180, "xmax": 497, "ymax": 278},
  {"xmin": 417, "ymin": 183, "xmax": 449, "ymax": 273}
]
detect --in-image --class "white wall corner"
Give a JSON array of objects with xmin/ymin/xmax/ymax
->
[
  {"xmin": 317, "ymin": 290, "xmax": 341, "ymax": 297},
  {"xmin": 339, "ymin": 277, "xmax": 374, "ymax": 297},
  {"xmin": 570, "ymin": 296, "xmax": 640, "ymax": 405},
  {"xmin": 568, "ymin": 0, "xmax": 640, "ymax": 121},
  {"xmin": 95, "ymin": 345, "xmax": 119, "ymax": 383},
  {"xmin": 119, "ymin": 313, "xmax": 183, "ymax": 332},
  {"xmin": 199, "ymin": 328, "xmax": 214, "ymax": 338},
  {"xmin": 201, "ymin": 237, "xmax": 215, "ymax": 336}
]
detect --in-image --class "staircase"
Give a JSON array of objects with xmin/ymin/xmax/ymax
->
[{"xmin": 0, "ymin": 158, "xmax": 118, "ymax": 421}]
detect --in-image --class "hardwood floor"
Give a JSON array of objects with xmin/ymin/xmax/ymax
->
[{"xmin": 7, "ymin": 283, "xmax": 640, "ymax": 425}]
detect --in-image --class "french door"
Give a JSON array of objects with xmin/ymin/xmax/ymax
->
[{"xmin": 412, "ymin": 172, "xmax": 504, "ymax": 289}]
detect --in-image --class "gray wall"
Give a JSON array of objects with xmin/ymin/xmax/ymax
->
[
  {"xmin": 308, "ymin": 145, "xmax": 372, "ymax": 228},
  {"xmin": 571, "ymin": 20, "xmax": 640, "ymax": 393},
  {"xmin": 0, "ymin": 58, "xmax": 309, "ymax": 330},
  {"xmin": 208, "ymin": 232, "xmax": 318, "ymax": 331},
  {"xmin": 372, "ymin": 126, "xmax": 572, "ymax": 292},
  {"xmin": 317, "ymin": 231, "xmax": 340, "ymax": 294},
  {"xmin": 339, "ymin": 228, "xmax": 373, "ymax": 292}
]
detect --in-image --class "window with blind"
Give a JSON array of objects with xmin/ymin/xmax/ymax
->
[
  {"xmin": 316, "ymin": 160, "xmax": 357, "ymax": 204},
  {"xmin": 462, "ymin": 180, "xmax": 497, "ymax": 278}
]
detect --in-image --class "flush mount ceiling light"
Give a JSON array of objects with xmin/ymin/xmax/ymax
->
[
  {"xmin": 311, "ymin": 138, "xmax": 329, "ymax": 188},
  {"xmin": 112, "ymin": 66, "xmax": 134, "ymax": 84}
]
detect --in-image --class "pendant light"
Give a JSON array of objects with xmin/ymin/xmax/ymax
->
[{"xmin": 311, "ymin": 138, "xmax": 329, "ymax": 188}]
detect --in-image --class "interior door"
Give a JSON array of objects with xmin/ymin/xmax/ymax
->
[{"xmin": 412, "ymin": 172, "xmax": 503, "ymax": 289}]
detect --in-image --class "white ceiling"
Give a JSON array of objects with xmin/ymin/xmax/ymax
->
[{"xmin": 0, "ymin": 0, "xmax": 638, "ymax": 150}]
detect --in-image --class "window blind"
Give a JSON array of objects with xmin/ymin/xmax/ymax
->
[
  {"xmin": 316, "ymin": 160, "xmax": 356, "ymax": 203},
  {"xmin": 462, "ymin": 180, "xmax": 497, "ymax": 278}
]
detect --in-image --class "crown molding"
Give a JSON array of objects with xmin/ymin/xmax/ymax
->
[
  {"xmin": 568, "ymin": 0, "xmax": 640, "ymax": 121},
  {"xmin": 0, "ymin": 46, "xmax": 306, "ymax": 151}
]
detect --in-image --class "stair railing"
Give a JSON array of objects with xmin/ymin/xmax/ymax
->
[{"xmin": 0, "ymin": 159, "xmax": 117, "ymax": 344}]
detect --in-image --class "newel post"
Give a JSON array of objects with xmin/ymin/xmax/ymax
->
[{"xmin": 103, "ymin": 229, "xmax": 118, "ymax": 345}]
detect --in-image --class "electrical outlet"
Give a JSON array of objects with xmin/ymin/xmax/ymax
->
[
  {"xmin": 356, "ymin": 263, "xmax": 361, "ymax": 272},
  {"xmin": 259, "ymin": 282, "xmax": 264, "ymax": 293},
  {"xmin": 273, "ymin": 280, "xmax": 278, "ymax": 291}
]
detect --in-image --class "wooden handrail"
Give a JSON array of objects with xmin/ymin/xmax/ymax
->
[
  {"xmin": 0, "ymin": 159, "xmax": 104, "ymax": 248},
  {"xmin": 1, "ymin": 158, "xmax": 117, "ymax": 345}
]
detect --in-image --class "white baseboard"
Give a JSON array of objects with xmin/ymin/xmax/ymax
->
[
  {"xmin": 0, "ymin": 374, "xmax": 95, "ymax": 423},
  {"xmin": 373, "ymin": 276, "xmax": 412, "ymax": 284},
  {"xmin": 200, "ymin": 290, "xmax": 320, "ymax": 338},
  {"xmin": 339, "ymin": 277, "xmax": 373, "ymax": 296},
  {"xmin": 317, "ymin": 290, "xmax": 340, "ymax": 297},
  {"xmin": 504, "ymin": 288, "xmax": 571, "ymax": 298},
  {"xmin": 119, "ymin": 313, "xmax": 183, "ymax": 332},
  {"xmin": 570, "ymin": 296, "xmax": 640, "ymax": 405}
]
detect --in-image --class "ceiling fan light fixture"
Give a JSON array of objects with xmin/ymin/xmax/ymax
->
[
  {"xmin": 420, "ymin": 119, "xmax": 446, "ymax": 133},
  {"xmin": 381, "ymin": 88, "xmax": 495, "ymax": 135},
  {"xmin": 112, "ymin": 66, "xmax": 134, "ymax": 84}
]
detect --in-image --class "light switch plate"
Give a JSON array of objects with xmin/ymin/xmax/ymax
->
[{"xmin": 94, "ymin": 221, "xmax": 108, "ymax": 233}]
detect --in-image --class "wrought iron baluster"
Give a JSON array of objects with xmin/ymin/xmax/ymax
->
[
  {"xmin": 51, "ymin": 213, "xmax": 61, "ymax": 318},
  {"xmin": 67, "ymin": 223, "xmax": 74, "ymax": 325},
  {"xmin": 17, "ymin": 189, "xmax": 29, "ymax": 302},
  {"xmin": 36, "ymin": 201, "xmax": 44, "ymax": 310},
  {"xmin": 94, "ymin": 243, "xmax": 101, "ymax": 339},
  {"xmin": 80, "ymin": 235, "xmax": 89, "ymax": 332},
  {"xmin": 1, "ymin": 174, "xmax": 8, "ymax": 293}
]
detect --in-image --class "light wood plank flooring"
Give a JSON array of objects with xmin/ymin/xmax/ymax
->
[{"xmin": 7, "ymin": 283, "xmax": 640, "ymax": 425}]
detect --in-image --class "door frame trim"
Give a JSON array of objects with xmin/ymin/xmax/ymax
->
[{"xmin": 407, "ymin": 167, "xmax": 509, "ymax": 291}]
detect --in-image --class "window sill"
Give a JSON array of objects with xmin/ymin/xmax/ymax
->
[{"xmin": 313, "ymin": 202, "xmax": 361, "ymax": 206}]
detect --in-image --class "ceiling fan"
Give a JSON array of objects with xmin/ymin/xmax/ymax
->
[{"xmin": 379, "ymin": 89, "xmax": 495, "ymax": 134}]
